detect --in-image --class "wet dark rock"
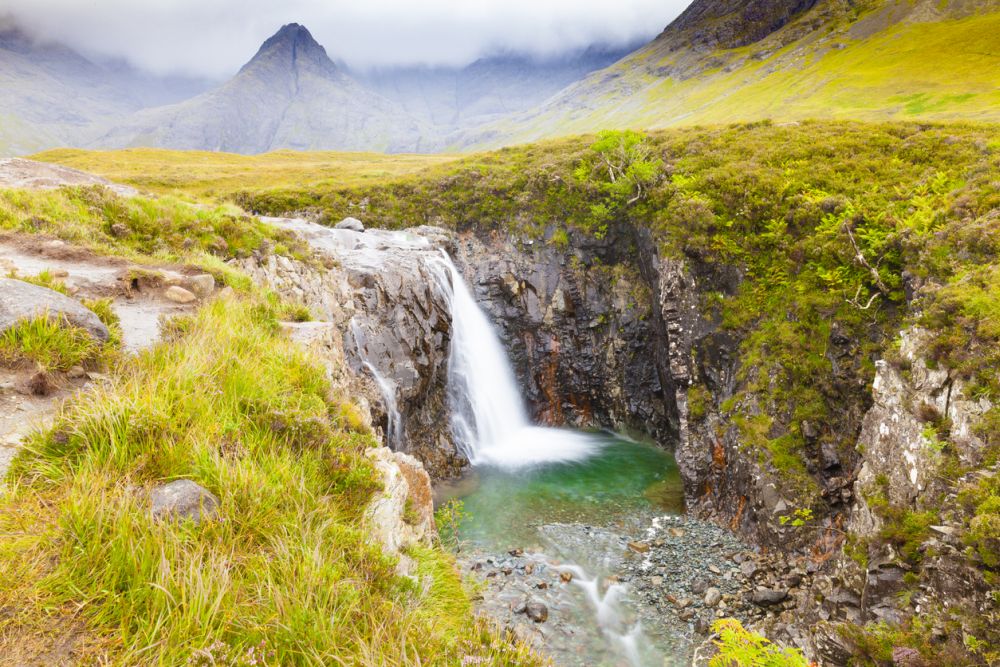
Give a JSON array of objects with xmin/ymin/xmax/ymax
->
[{"xmin": 525, "ymin": 601, "xmax": 548, "ymax": 623}]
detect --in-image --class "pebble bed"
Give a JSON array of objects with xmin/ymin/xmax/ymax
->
[{"xmin": 459, "ymin": 513, "xmax": 804, "ymax": 666}]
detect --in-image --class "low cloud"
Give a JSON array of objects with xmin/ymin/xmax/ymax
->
[{"xmin": 5, "ymin": 0, "xmax": 692, "ymax": 77}]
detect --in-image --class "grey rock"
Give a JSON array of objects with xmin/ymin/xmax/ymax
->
[
  {"xmin": 187, "ymin": 274, "xmax": 216, "ymax": 297},
  {"xmin": 0, "ymin": 278, "xmax": 109, "ymax": 342},
  {"xmin": 150, "ymin": 479, "xmax": 219, "ymax": 523},
  {"xmin": 751, "ymin": 588, "xmax": 788, "ymax": 606},
  {"xmin": 335, "ymin": 217, "xmax": 365, "ymax": 232},
  {"xmin": 704, "ymin": 587, "xmax": 722, "ymax": 607},
  {"xmin": 740, "ymin": 560, "xmax": 759, "ymax": 580}
]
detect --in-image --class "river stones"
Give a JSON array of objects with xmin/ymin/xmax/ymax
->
[
  {"xmin": 525, "ymin": 601, "xmax": 548, "ymax": 623},
  {"xmin": 627, "ymin": 540, "xmax": 650, "ymax": 553}
]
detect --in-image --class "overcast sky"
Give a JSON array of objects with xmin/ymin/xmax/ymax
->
[{"xmin": 5, "ymin": 0, "xmax": 693, "ymax": 77}]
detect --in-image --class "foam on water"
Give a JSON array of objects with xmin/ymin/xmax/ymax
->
[{"xmin": 430, "ymin": 253, "xmax": 599, "ymax": 468}]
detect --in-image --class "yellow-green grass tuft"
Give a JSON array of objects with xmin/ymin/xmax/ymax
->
[{"xmin": 0, "ymin": 315, "xmax": 111, "ymax": 372}]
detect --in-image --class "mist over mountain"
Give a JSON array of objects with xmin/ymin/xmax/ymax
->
[
  {"xmin": 96, "ymin": 24, "xmax": 426, "ymax": 153},
  {"xmin": 353, "ymin": 43, "xmax": 640, "ymax": 130},
  {"xmin": 0, "ymin": 20, "xmax": 213, "ymax": 155},
  {"xmin": 1, "ymin": 0, "xmax": 997, "ymax": 156}
]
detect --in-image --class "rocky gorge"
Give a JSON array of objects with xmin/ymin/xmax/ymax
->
[{"xmin": 233, "ymin": 190, "xmax": 998, "ymax": 664}]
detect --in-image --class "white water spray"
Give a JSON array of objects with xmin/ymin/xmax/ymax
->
[
  {"xmin": 556, "ymin": 562, "xmax": 648, "ymax": 667},
  {"xmin": 430, "ymin": 253, "xmax": 600, "ymax": 468}
]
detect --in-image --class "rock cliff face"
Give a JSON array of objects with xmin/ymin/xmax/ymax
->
[
  {"xmin": 450, "ymin": 227, "xmax": 681, "ymax": 443},
  {"xmin": 238, "ymin": 219, "xmax": 466, "ymax": 478}
]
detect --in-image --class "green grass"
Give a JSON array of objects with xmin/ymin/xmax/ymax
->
[
  {"xmin": 0, "ymin": 185, "xmax": 310, "ymax": 286},
  {"xmin": 30, "ymin": 148, "xmax": 458, "ymax": 200},
  {"xmin": 0, "ymin": 316, "xmax": 106, "ymax": 372},
  {"xmin": 0, "ymin": 296, "xmax": 540, "ymax": 666}
]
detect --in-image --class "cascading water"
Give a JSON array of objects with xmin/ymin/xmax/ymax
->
[
  {"xmin": 431, "ymin": 253, "xmax": 659, "ymax": 667},
  {"xmin": 256, "ymin": 217, "xmax": 683, "ymax": 666},
  {"xmin": 350, "ymin": 317, "xmax": 403, "ymax": 449},
  {"xmin": 430, "ymin": 253, "xmax": 600, "ymax": 468}
]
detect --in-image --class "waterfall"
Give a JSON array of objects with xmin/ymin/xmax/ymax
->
[
  {"xmin": 350, "ymin": 317, "xmax": 403, "ymax": 448},
  {"xmin": 431, "ymin": 253, "xmax": 599, "ymax": 468}
]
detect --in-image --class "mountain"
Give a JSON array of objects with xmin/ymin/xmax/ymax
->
[
  {"xmin": 353, "ymin": 44, "xmax": 640, "ymax": 130},
  {"xmin": 97, "ymin": 24, "xmax": 427, "ymax": 154},
  {"xmin": 457, "ymin": 0, "xmax": 1000, "ymax": 148},
  {"xmin": 0, "ymin": 19, "xmax": 212, "ymax": 156}
]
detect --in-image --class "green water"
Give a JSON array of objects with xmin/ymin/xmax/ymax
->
[{"xmin": 435, "ymin": 433, "xmax": 684, "ymax": 551}]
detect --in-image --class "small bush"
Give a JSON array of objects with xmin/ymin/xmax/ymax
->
[{"xmin": 710, "ymin": 618, "xmax": 810, "ymax": 666}]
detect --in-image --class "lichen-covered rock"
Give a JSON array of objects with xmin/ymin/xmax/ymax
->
[
  {"xmin": 363, "ymin": 447, "xmax": 436, "ymax": 575},
  {"xmin": 150, "ymin": 479, "xmax": 219, "ymax": 523},
  {"xmin": 0, "ymin": 278, "xmax": 110, "ymax": 342}
]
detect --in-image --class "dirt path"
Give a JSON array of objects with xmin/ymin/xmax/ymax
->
[
  {"xmin": 0, "ymin": 157, "xmax": 137, "ymax": 196},
  {"xmin": 0, "ymin": 235, "xmax": 213, "ymax": 487}
]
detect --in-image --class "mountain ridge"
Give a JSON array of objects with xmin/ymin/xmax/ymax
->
[
  {"xmin": 95, "ymin": 23, "xmax": 426, "ymax": 154},
  {"xmin": 455, "ymin": 0, "xmax": 1000, "ymax": 149}
]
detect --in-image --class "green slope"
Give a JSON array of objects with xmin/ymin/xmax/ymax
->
[{"xmin": 460, "ymin": 0, "xmax": 1000, "ymax": 148}]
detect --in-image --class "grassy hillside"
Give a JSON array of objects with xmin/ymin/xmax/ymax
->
[
  {"xmin": 0, "ymin": 186, "xmax": 539, "ymax": 665},
  {"xmin": 457, "ymin": 1, "xmax": 1000, "ymax": 147}
]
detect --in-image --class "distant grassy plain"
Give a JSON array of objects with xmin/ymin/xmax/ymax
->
[{"xmin": 32, "ymin": 147, "xmax": 459, "ymax": 200}]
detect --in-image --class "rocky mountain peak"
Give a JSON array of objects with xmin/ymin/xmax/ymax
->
[
  {"xmin": 241, "ymin": 22, "xmax": 338, "ymax": 78},
  {"xmin": 664, "ymin": 0, "xmax": 822, "ymax": 49}
]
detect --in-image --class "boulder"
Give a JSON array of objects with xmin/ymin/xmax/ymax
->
[
  {"xmin": 150, "ymin": 479, "xmax": 219, "ymax": 523},
  {"xmin": 751, "ymin": 588, "xmax": 789, "ymax": 605},
  {"xmin": 335, "ymin": 217, "xmax": 365, "ymax": 232},
  {"xmin": 164, "ymin": 285, "xmax": 197, "ymax": 304},
  {"xmin": 0, "ymin": 278, "xmax": 109, "ymax": 342},
  {"xmin": 187, "ymin": 274, "xmax": 216, "ymax": 297}
]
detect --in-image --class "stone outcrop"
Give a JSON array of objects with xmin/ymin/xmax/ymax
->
[
  {"xmin": 239, "ymin": 219, "xmax": 464, "ymax": 478},
  {"xmin": 0, "ymin": 278, "xmax": 110, "ymax": 342},
  {"xmin": 364, "ymin": 447, "xmax": 436, "ymax": 575}
]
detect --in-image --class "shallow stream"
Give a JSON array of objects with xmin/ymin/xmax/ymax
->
[{"xmin": 436, "ymin": 433, "xmax": 699, "ymax": 666}]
